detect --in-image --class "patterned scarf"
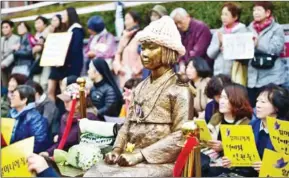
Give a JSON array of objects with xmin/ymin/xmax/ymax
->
[{"xmin": 253, "ymin": 16, "xmax": 273, "ymax": 34}]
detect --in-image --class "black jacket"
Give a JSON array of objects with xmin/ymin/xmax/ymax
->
[{"xmin": 90, "ymin": 81, "xmax": 122, "ymax": 118}]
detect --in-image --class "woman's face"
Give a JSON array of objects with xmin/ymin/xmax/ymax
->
[
  {"xmin": 62, "ymin": 10, "xmax": 68, "ymax": 24},
  {"xmin": 17, "ymin": 23, "xmax": 28, "ymax": 35},
  {"xmin": 219, "ymin": 90, "xmax": 232, "ymax": 114},
  {"xmin": 221, "ymin": 7, "xmax": 238, "ymax": 27},
  {"xmin": 150, "ymin": 11, "xmax": 161, "ymax": 22},
  {"xmin": 256, "ymin": 92, "xmax": 276, "ymax": 119},
  {"xmin": 125, "ymin": 13, "xmax": 137, "ymax": 30},
  {"xmin": 186, "ymin": 61, "xmax": 198, "ymax": 81},
  {"xmin": 253, "ymin": 6, "xmax": 270, "ymax": 22},
  {"xmin": 10, "ymin": 90, "xmax": 26, "ymax": 109},
  {"xmin": 87, "ymin": 62, "xmax": 101, "ymax": 81},
  {"xmin": 51, "ymin": 16, "xmax": 60, "ymax": 28},
  {"xmin": 34, "ymin": 19, "xmax": 46, "ymax": 33},
  {"xmin": 8, "ymin": 78, "xmax": 18, "ymax": 94}
]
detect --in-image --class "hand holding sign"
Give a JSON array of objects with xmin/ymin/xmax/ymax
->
[
  {"xmin": 1, "ymin": 137, "xmax": 35, "ymax": 177},
  {"xmin": 220, "ymin": 125, "xmax": 261, "ymax": 167},
  {"xmin": 27, "ymin": 153, "xmax": 49, "ymax": 174}
]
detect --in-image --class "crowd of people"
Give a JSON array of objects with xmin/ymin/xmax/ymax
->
[{"xmin": 1, "ymin": 1, "xmax": 289, "ymax": 177}]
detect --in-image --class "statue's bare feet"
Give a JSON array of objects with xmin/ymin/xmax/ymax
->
[
  {"xmin": 117, "ymin": 152, "xmax": 144, "ymax": 167},
  {"xmin": 105, "ymin": 148, "xmax": 122, "ymax": 164}
]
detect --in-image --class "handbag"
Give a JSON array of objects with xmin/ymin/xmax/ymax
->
[{"xmin": 251, "ymin": 49, "xmax": 278, "ymax": 69}]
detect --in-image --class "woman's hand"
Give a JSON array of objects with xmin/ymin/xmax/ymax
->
[
  {"xmin": 252, "ymin": 161, "xmax": 262, "ymax": 172},
  {"xmin": 27, "ymin": 153, "xmax": 49, "ymax": 174},
  {"xmin": 11, "ymin": 44, "xmax": 20, "ymax": 51},
  {"xmin": 87, "ymin": 51, "xmax": 96, "ymax": 59},
  {"xmin": 207, "ymin": 140, "xmax": 223, "ymax": 152},
  {"xmin": 222, "ymin": 156, "xmax": 232, "ymax": 168}
]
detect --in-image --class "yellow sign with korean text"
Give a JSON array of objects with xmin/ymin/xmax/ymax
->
[
  {"xmin": 195, "ymin": 119, "xmax": 212, "ymax": 142},
  {"xmin": 1, "ymin": 118, "xmax": 15, "ymax": 145},
  {"xmin": 220, "ymin": 125, "xmax": 261, "ymax": 167},
  {"xmin": 1, "ymin": 137, "xmax": 35, "ymax": 177},
  {"xmin": 267, "ymin": 117, "xmax": 289, "ymax": 155},
  {"xmin": 259, "ymin": 149, "xmax": 289, "ymax": 177}
]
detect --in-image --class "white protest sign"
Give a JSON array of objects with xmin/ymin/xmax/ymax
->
[
  {"xmin": 223, "ymin": 32, "xmax": 255, "ymax": 60},
  {"xmin": 40, "ymin": 32, "xmax": 72, "ymax": 67}
]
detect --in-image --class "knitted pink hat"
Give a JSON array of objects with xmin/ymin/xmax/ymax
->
[{"xmin": 136, "ymin": 16, "xmax": 186, "ymax": 56}]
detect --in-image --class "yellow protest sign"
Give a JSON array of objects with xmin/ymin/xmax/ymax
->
[
  {"xmin": 195, "ymin": 119, "xmax": 212, "ymax": 142},
  {"xmin": 220, "ymin": 125, "xmax": 261, "ymax": 167},
  {"xmin": 40, "ymin": 32, "xmax": 73, "ymax": 67},
  {"xmin": 267, "ymin": 117, "xmax": 289, "ymax": 155},
  {"xmin": 1, "ymin": 137, "xmax": 35, "ymax": 177},
  {"xmin": 259, "ymin": 149, "xmax": 289, "ymax": 177},
  {"xmin": 1, "ymin": 118, "xmax": 15, "ymax": 145}
]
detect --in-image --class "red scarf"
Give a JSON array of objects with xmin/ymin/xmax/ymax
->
[{"xmin": 253, "ymin": 16, "xmax": 273, "ymax": 34}]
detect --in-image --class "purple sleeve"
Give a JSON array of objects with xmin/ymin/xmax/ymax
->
[{"xmin": 94, "ymin": 34, "xmax": 117, "ymax": 59}]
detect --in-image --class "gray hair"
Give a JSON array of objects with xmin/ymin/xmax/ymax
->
[{"xmin": 170, "ymin": 8, "xmax": 189, "ymax": 18}]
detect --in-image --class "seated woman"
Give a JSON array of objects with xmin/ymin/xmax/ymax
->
[
  {"xmin": 41, "ymin": 84, "xmax": 99, "ymax": 156},
  {"xmin": 9, "ymin": 85, "xmax": 49, "ymax": 153},
  {"xmin": 88, "ymin": 59, "xmax": 123, "ymax": 119},
  {"xmin": 60, "ymin": 75, "xmax": 78, "ymax": 93},
  {"xmin": 84, "ymin": 16, "xmax": 193, "ymax": 177},
  {"xmin": 186, "ymin": 57, "xmax": 212, "ymax": 119},
  {"xmin": 222, "ymin": 83, "xmax": 289, "ymax": 176},
  {"xmin": 204, "ymin": 74, "xmax": 232, "ymax": 123},
  {"xmin": 202, "ymin": 83, "xmax": 253, "ymax": 177}
]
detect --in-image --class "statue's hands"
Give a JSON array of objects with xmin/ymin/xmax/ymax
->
[
  {"xmin": 105, "ymin": 148, "xmax": 122, "ymax": 165},
  {"xmin": 117, "ymin": 152, "xmax": 144, "ymax": 167}
]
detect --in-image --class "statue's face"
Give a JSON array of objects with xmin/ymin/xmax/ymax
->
[{"xmin": 140, "ymin": 41, "xmax": 162, "ymax": 70}]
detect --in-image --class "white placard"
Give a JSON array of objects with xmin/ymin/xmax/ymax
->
[
  {"xmin": 40, "ymin": 32, "xmax": 72, "ymax": 67},
  {"xmin": 223, "ymin": 32, "xmax": 255, "ymax": 60}
]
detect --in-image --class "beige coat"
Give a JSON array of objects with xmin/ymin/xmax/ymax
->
[
  {"xmin": 84, "ymin": 70, "xmax": 194, "ymax": 177},
  {"xmin": 189, "ymin": 77, "xmax": 211, "ymax": 119}
]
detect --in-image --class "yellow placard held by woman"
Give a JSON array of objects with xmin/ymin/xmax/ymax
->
[
  {"xmin": 220, "ymin": 125, "xmax": 261, "ymax": 167},
  {"xmin": 1, "ymin": 118, "xmax": 15, "ymax": 145},
  {"xmin": 1, "ymin": 137, "xmax": 35, "ymax": 177},
  {"xmin": 195, "ymin": 119, "xmax": 212, "ymax": 143},
  {"xmin": 259, "ymin": 149, "xmax": 289, "ymax": 177},
  {"xmin": 267, "ymin": 117, "xmax": 289, "ymax": 156}
]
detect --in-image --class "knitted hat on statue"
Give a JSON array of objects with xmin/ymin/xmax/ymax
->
[{"xmin": 136, "ymin": 15, "xmax": 186, "ymax": 56}]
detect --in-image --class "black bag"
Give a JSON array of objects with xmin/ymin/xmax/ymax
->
[{"xmin": 251, "ymin": 49, "xmax": 278, "ymax": 69}]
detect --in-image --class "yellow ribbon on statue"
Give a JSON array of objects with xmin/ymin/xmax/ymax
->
[{"xmin": 125, "ymin": 143, "xmax": 135, "ymax": 153}]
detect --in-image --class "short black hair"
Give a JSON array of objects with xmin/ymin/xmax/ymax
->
[
  {"xmin": 127, "ymin": 11, "xmax": 141, "ymax": 24},
  {"xmin": 25, "ymin": 80, "xmax": 44, "ymax": 95},
  {"xmin": 205, "ymin": 74, "xmax": 232, "ymax": 99},
  {"xmin": 9, "ymin": 74, "xmax": 28, "ymax": 85},
  {"xmin": 188, "ymin": 57, "xmax": 212, "ymax": 78},
  {"xmin": 1, "ymin": 20, "xmax": 14, "ymax": 28},
  {"xmin": 14, "ymin": 85, "xmax": 35, "ymax": 105},
  {"xmin": 35, "ymin": 16, "xmax": 49, "ymax": 26},
  {"xmin": 17, "ymin": 22, "xmax": 31, "ymax": 32},
  {"xmin": 260, "ymin": 83, "xmax": 289, "ymax": 120}
]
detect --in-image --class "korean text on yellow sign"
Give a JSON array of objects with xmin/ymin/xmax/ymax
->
[
  {"xmin": 195, "ymin": 119, "xmax": 212, "ymax": 143},
  {"xmin": 220, "ymin": 125, "xmax": 261, "ymax": 167},
  {"xmin": 1, "ymin": 137, "xmax": 35, "ymax": 177},
  {"xmin": 267, "ymin": 117, "xmax": 289, "ymax": 155},
  {"xmin": 1, "ymin": 118, "xmax": 15, "ymax": 145},
  {"xmin": 259, "ymin": 149, "xmax": 289, "ymax": 177}
]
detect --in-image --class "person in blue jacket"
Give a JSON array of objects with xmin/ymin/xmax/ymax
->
[
  {"xmin": 9, "ymin": 85, "xmax": 49, "ymax": 153},
  {"xmin": 222, "ymin": 83, "xmax": 289, "ymax": 175},
  {"xmin": 48, "ymin": 7, "xmax": 84, "ymax": 102}
]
